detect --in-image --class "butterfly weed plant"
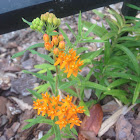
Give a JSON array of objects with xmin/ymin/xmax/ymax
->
[{"xmin": 12, "ymin": 4, "xmax": 140, "ymax": 140}]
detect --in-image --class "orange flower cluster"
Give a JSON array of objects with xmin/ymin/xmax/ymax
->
[
  {"xmin": 54, "ymin": 48, "xmax": 83, "ymax": 78},
  {"xmin": 33, "ymin": 92, "xmax": 85, "ymax": 129},
  {"xmin": 43, "ymin": 32, "xmax": 65, "ymax": 53}
]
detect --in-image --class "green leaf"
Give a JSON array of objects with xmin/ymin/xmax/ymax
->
[
  {"xmin": 121, "ymin": 41, "xmax": 140, "ymax": 48},
  {"xmin": 92, "ymin": 9, "xmax": 105, "ymax": 18},
  {"xmin": 116, "ymin": 44, "xmax": 140, "ymax": 75},
  {"xmin": 104, "ymin": 41, "xmax": 111, "ymax": 64},
  {"xmin": 46, "ymin": 69, "xmax": 55, "ymax": 94},
  {"xmin": 36, "ymin": 83, "xmax": 50, "ymax": 94},
  {"xmin": 101, "ymin": 32, "xmax": 116, "ymax": 40},
  {"xmin": 40, "ymin": 127, "xmax": 54, "ymax": 140},
  {"xmin": 133, "ymin": 83, "xmax": 140, "ymax": 104},
  {"xmin": 85, "ymin": 66, "xmax": 94, "ymax": 81},
  {"xmin": 12, "ymin": 43, "xmax": 44, "ymax": 59},
  {"xmin": 59, "ymin": 80, "xmax": 78, "ymax": 90},
  {"xmin": 80, "ymin": 48, "xmax": 103, "ymax": 60},
  {"xmin": 22, "ymin": 18, "xmax": 32, "ymax": 26},
  {"xmin": 108, "ymin": 79, "xmax": 130, "ymax": 89},
  {"xmin": 63, "ymin": 88, "xmax": 78, "ymax": 97},
  {"xmin": 136, "ymin": 99, "xmax": 140, "ymax": 103},
  {"xmin": 82, "ymin": 21, "xmax": 108, "ymax": 38},
  {"xmin": 65, "ymin": 23, "xmax": 76, "ymax": 38},
  {"xmin": 30, "ymin": 50, "xmax": 54, "ymax": 64},
  {"xmin": 23, "ymin": 116, "xmax": 43, "ymax": 130},
  {"xmin": 125, "ymin": 16, "xmax": 140, "ymax": 21},
  {"xmin": 78, "ymin": 11, "xmax": 82, "ymax": 36},
  {"xmin": 79, "ymin": 100, "xmax": 90, "ymax": 116},
  {"xmin": 104, "ymin": 90, "xmax": 130, "ymax": 104},
  {"xmin": 118, "ymin": 36, "xmax": 136, "ymax": 41},
  {"xmin": 59, "ymin": 28, "xmax": 72, "ymax": 47},
  {"xmin": 84, "ymin": 24, "xmax": 96, "ymax": 37},
  {"xmin": 85, "ymin": 99, "xmax": 97, "ymax": 108},
  {"xmin": 70, "ymin": 126, "xmax": 78, "ymax": 136},
  {"xmin": 81, "ymin": 81, "xmax": 108, "ymax": 91},
  {"xmin": 80, "ymin": 39, "xmax": 105, "ymax": 43},
  {"xmin": 106, "ymin": 18, "xmax": 118, "ymax": 32},
  {"xmin": 23, "ymin": 70, "xmax": 48, "ymax": 81},
  {"xmin": 105, "ymin": 72, "xmax": 140, "ymax": 82},
  {"xmin": 76, "ymin": 47, "xmax": 88, "ymax": 55},
  {"xmin": 27, "ymin": 89, "xmax": 42, "ymax": 99},
  {"xmin": 54, "ymin": 123, "xmax": 61, "ymax": 140},
  {"xmin": 127, "ymin": 4, "xmax": 140, "ymax": 11},
  {"xmin": 108, "ymin": 8, "xmax": 124, "ymax": 27}
]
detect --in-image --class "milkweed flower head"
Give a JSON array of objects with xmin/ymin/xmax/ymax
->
[
  {"xmin": 54, "ymin": 48, "xmax": 84, "ymax": 78},
  {"xmin": 33, "ymin": 93, "xmax": 85, "ymax": 130}
]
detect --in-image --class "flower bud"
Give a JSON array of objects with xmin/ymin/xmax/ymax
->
[
  {"xmin": 45, "ymin": 42, "xmax": 53, "ymax": 51},
  {"xmin": 58, "ymin": 34, "xmax": 64, "ymax": 42},
  {"xmin": 43, "ymin": 34, "xmax": 49, "ymax": 42},
  {"xmin": 49, "ymin": 13, "xmax": 55, "ymax": 18},
  {"xmin": 53, "ymin": 17, "xmax": 58, "ymax": 26},
  {"xmin": 53, "ymin": 48, "xmax": 59, "ymax": 55},
  {"xmin": 48, "ymin": 17, "xmax": 53, "ymax": 24},
  {"xmin": 37, "ymin": 26, "xmax": 42, "ymax": 31},
  {"xmin": 44, "ymin": 13, "xmax": 49, "ymax": 21},
  {"xmin": 58, "ymin": 41, "xmax": 65, "ymax": 49},
  {"xmin": 40, "ymin": 14, "xmax": 44, "ymax": 21},
  {"xmin": 52, "ymin": 37, "xmax": 58, "ymax": 46},
  {"xmin": 33, "ymin": 24, "xmax": 38, "ymax": 29},
  {"xmin": 57, "ymin": 18, "xmax": 61, "ymax": 26},
  {"xmin": 35, "ymin": 20, "xmax": 40, "ymax": 25},
  {"xmin": 40, "ymin": 21, "xmax": 44, "ymax": 27},
  {"xmin": 30, "ymin": 25, "xmax": 34, "ymax": 29},
  {"xmin": 52, "ymin": 30, "xmax": 58, "ymax": 38}
]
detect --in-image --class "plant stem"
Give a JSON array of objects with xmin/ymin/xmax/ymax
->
[{"xmin": 54, "ymin": 55, "xmax": 59, "ymax": 96}]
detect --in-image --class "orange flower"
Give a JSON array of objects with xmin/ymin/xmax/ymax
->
[
  {"xmin": 43, "ymin": 34, "xmax": 49, "ymax": 42},
  {"xmin": 58, "ymin": 41, "xmax": 65, "ymax": 49},
  {"xmin": 54, "ymin": 48, "xmax": 83, "ymax": 78},
  {"xmin": 68, "ymin": 116, "xmax": 82, "ymax": 129},
  {"xmin": 55, "ymin": 118, "xmax": 68, "ymax": 130},
  {"xmin": 45, "ymin": 42, "xmax": 53, "ymax": 51},
  {"xmin": 58, "ymin": 34, "xmax": 64, "ymax": 42},
  {"xmin": 56, "ymin": 106, "xmax": 68, "ymax": 120},
  {"xmin": 53, "ymin": 48, "xmax": 59, "ymax": 55},
  {"xmin": 33, "ymin": 94, "xmax": 85, "ymax": 129},
  {"xmin": 48, "ymin": 106, "xmax": 57, "ymax": 120},
  {"xmin": 61, "ymin": 95, "xmax": 72, "ymax": 107}
]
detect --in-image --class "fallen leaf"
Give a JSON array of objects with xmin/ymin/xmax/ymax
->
[{"xmin": 78, "ymin": 104, "xmax": 103, "ymax": 139}]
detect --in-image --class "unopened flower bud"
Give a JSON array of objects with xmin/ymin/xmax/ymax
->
[
  {"xmin": 58, "ymin": 34, "xmax": 64, "ymax": 42},
  {"xmin": 59, "ymin": 41, "xmax": 65, "ymax": 49},
  {"xmin": 53, "ymin": 17, "xmax": 58, "ymax": 26},
  {"xmin": 52, "ymin": 30, "xmax": 58, "ymax": 38},
  {"xmin": 30, "ymin": 25, "xmax": 34, "ymax": 29},
  {"xmin": 43, "ymin": 34, "xmax": 49, "ymax": 42},
  {"xmin": 44, "ymin": 13, "xmax": 49, "ymax": 21},
  {"xmin": 33, "ymin": 24, "xmax": 38, "ymax": 29},
  {"xmin": 57, "ymin": 19, "xmax": 61, "ymax": 26},
  {"xmin": 37, "ymin": 26, "xmax": 42, "ymax": 31},
  {"xmin": 40, "ymin": 21, "xmax": 44, "ymax": 27},
  {"xmin": 52, "ymin": 37, "xmax": 58, "ymax": 46},
  {"xmin": 49, "ymin": 13, "xmax": 55, "ymax": 18},
  {"xmin": 53, "ymin": 48, "xmax": 59, "ymax": 55},
  {"xmin": 48, "ymin": 17, "xmax": 53, "ymax": 24},
  {"xmin": 40, "ymin": 14, "xmax": 44, "ymax": 21},
  {"xmin": 45, "ymin": 42, "xmax": 53, "ymax": 51}
]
